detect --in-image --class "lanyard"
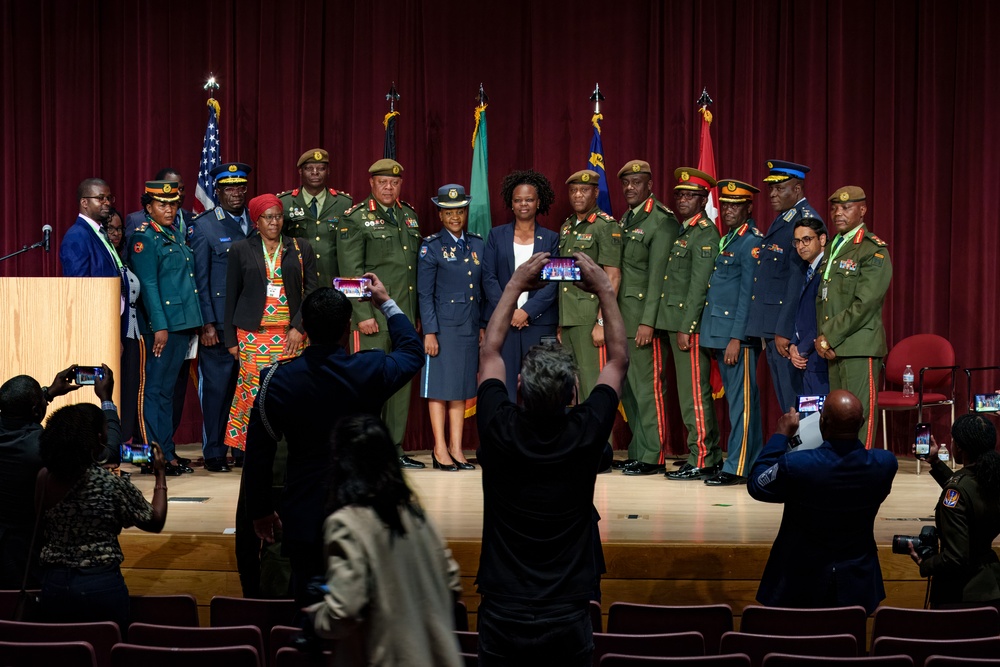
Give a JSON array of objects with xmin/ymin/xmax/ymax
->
[
  {"xmin": 822, "ymin": 227, "xmax": 858, "ymax": 281},
  {"xmin": 262, "ymin": 238, "xmax": 281, "ymax": 281},
  {"xmin": 718, "ymin": 224, "xmax": 745, "ymax": 253}
]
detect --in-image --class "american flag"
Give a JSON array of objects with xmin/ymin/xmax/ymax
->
[{"xmin": 194, "ymin": 99, "xmax": 221, "ymax": 212}]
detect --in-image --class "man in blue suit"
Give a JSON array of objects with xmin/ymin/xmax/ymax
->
[
  {"xmin": 243, "ymin": 279, "xmax": 423, "ymax": 602},
  {"xmin": 190, "ymin": 162, "xmax": 254, "ymax": 472},
  {"xmin": 60, "ymin": 178, "xmax": 122, "ymax": 279},
  {"xmin": 748, "ymin": 390, "xmax": 897, "ymax": 613},
  {"xmin": 789, "ymin": 217, "xmax": 829, "ymax": 395},
  {"xmin": 745, "ymin": 160, "xmax": 822, "ymax": 412},
  {"xmin": 699, "ymin": 179, "xmax": 764, "ymax": 486}
]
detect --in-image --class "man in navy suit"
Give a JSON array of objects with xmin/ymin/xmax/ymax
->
[
  {"xmin": 748, "ymin": 390, "xmax": 897, "ymax": 613},
  {"xmin": 125, "ymin": 168, "xmax": 194, "ymax": 242},
  {"xmin": 243, "ymin": 279, "xmax": 423, "ymax": 602},
  {"xmin": 790, "ymin": 217, "xmax": 829, "ymax": 395},
  {"xmin": 190, "ymin": 162, "xmax": 254, "ymax": 472},
  {"xmin": 60, "ymin": 178, "xmax": 121, "ymax": 279}
]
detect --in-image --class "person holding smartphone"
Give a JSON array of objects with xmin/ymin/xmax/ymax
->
[{"xmin": 910, "ymin": 415, "xmax": 1000, "ymax": 606}]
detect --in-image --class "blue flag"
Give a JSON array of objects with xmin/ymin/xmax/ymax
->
[{"xmin": 588, "ymin": 113, "xmax": 612, "ymax": 216}]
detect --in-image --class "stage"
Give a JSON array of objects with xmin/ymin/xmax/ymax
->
[{"xmin": 120, "ymin": 444, "xmax": 959, "ymax": 628}]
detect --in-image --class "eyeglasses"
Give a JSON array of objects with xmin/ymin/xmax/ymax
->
[
  {"xmin": 674, "ymin": 192, "xmax": 705, "ymax": 200},
  {"xmin": 220, "ymin": 185, "xmax": 247, "ymax": 194},
  {"xmin": 792, "ymin": 235, "xmax": 817, "ymax": 246},
  {"xmin": 258, "ymin": 214, "xmax": 283, "ymax": 222},
  {"xmin": 106, "ymin": 226, "xmax": 123, "ymax": 234},
  {"xmin": 85, "ymin": 194, "xmax": 116, "ymax": 204}
]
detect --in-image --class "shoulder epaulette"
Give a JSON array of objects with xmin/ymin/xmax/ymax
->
[
  {"xmin": 344, "ymin": 201, "xmax": 365, "ymax": 215},
  {"xmin": 398, "ymin": 199, "xmax": 416, "ymax": 211},
  {"xmin": 867, "ymin": 232, "xmax": 888, "ymax": 247},
  {"xmin": 697, "ymin": 218, "xmax": 712, "ymax": 228},
  {"xmin": 751, "ymin": 226, "xmax": 764, "ymax": 237},
  {"xmin": 467, "ymin": 231, "xmax": 483, "ymax": 239},
  {"xmin": 424, "ymin": 232, "xmax": 441, "ymax": 243},
  {"xmin": 277, "ymin": 189, "xmax": 294, "ymax": 198},
  {"xmin": 192, "ymin": 209, "xmax": 214, "ymax": 222},
  {"xmin": 330, "ymin": 188, "xmax": 350, "ymax": 198},
  {"xmin": 136, "ymin": 222, "xmax": 150, "ymax": 233},
  {"xmin": 595, "ymin": 211, "xmax": 615, "ymax": 223},
  {"xmin": 654, "ymin": 201, "xmax": 674, "ymax": 215}
]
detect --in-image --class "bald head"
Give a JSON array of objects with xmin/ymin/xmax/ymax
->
[{"xmin": 820, "ymin": 390, "xmax": 865, "ymax": 441}]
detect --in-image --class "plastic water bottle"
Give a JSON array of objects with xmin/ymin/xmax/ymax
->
[
  {"xmin": 902, "ymin": 365, "xmax": 915, "ymax": 397},
  {"xmin": 938, "ymin": 442, "xmax": 950, "ymax": 464}
]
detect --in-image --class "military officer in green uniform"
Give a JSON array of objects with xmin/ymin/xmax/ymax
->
[
  {"xmin": 558, "ymin": 169, "xmax": 622, "ymax": 403},
  {"xmin": 337, "ymin": 158, "xmax": 425, "ymax": 468},
  {"xmin": 129, "ymin": 180, "xmax": 203, "ymax": 474},
  {"xmin": 279, "ymin": 148, "xmax": 352, "ymax": 289},
  {"xmin": 616, "ymin": 160, "xmax": 679, "ymax": 476},
  {"xmin": 661, "ymin": 167, "xmax": 723, "ymax": 481},
  {"xmin": 815, "ymin": 186, "xmax": 891, "ymax": 449}
]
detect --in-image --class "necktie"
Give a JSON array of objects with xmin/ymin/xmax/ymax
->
[
  {"xmin": 622, "ymin": 209, "xmax": 634, "ymax": 226},
  {"xmin": 386, "ymin": 207, "xmax": 397, "ymax": 225},
  {"xmin": 806, "ymin": 265, "xmax": 815, "ymax": 282},
  {"xmin": 309, "ymin": 197, "xmax": 318, "ymax": 218},
  {"xmin": 236, "ymin": 215, "xmax": 247, "ymax": 235}
]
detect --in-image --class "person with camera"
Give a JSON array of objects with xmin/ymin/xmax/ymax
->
[
  {"xmin": 747, "ymin": 389, "xmax": 898, "ymax": 613},
  {"xmin": 909, "ymin": 414, "xmax": 1000, "ymax": 606},
  {"xmin": 35, "ymin": 366, "xmax": 167, "ymax": 631},
  {"xmin": 242, "ymin": 277, "xmax": 424, "ymax": 603}
]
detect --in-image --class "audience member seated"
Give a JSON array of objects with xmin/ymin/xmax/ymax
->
[
  {"xmin": 911, "ymin": 414, "xmax": 1000, "ymax": 606},
  {"xmin": 475, "ymin": 252, "xmax": 628, "ymax": 665},
  {"xmin": 306, "ymin": 414, "xmax": 462, "ymax": 666},
  {"xmin": 35, "ymin": 369, "xmax": 167, "ymax": 631},
  {"xmin": 0, "ymin": 367, "xmax": 80, "ymax": 589},
  {"xmin": 747, "ymin": 390, "xmax": 898, "ymax": 614}
]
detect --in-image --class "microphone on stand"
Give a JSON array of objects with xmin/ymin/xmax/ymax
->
[{"xmin": 42, "ymin": 224, "xmax": 52, "ymax": 253}]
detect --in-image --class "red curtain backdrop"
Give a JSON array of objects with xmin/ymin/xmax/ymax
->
[{"xmin": 2, "ymin": 1, "xmax": 997, "ymax": 454}]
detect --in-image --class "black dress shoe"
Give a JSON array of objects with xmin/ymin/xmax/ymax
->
[
  {"xmin": 621, "ymin": 461, "xmax": 666, "ymax": 476},
  {"xmin": 432, "ymin": 454, "xmax": 458, "ymax": 471},
  {"xmin": 611, "ymin": 458, "xmax": 637, "ymax": 470},
  {"xmin": 176, "ymin": 456, "xmax": 192, "ymax": 466},
  {"xmin": 161, "ymin": 463, "xmax": 185, "ymax": 477},
  {"xmin": 399, "ymin": 455, "xmax": 426, "ymax": 469},
  {"xmin": 666, "ymin": 463, "xmax": 721, "ymax": 480},
  {"xmin": 454, "ymin": 460, "xmax": 476, "ymax": 471},
  {"xmin": 205, "ymin": 457, "xmax": 231, "ymax": 473},
  {"xmin": 704, "ymin": 471, "xmax": 746, "ymax": 486}
]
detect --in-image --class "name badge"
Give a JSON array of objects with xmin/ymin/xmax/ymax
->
[
  {"xmin": 219, "ymin": 237, "xmax": 232, "ymax": 243},
  {"xmin": 266, "ymin": 283, "xmax": 282, "ymax": 298},
  {"xmin": 821, "ymin": 284, "xmax": 828, "ymax": 300}
]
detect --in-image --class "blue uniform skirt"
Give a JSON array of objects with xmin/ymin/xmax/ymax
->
[{"xmin": 421, "ymin": 326, "xmax": 479, "ymax": 400}]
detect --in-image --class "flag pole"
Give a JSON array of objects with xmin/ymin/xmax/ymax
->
[
  {"xmin": 383, "ymin": 82, "xmax": 400, "ymax": 159},
  {"xmin": 588, "ymin": 83, "xmax": 613, "ymax": 216},
  {"xmin": 194, "ymin": 75, "xmax": 223, "ymax": 213}
]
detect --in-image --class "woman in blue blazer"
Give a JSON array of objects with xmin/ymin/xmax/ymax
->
[{"xmin": 481, "ymin": 170, "xmax": 560, "ymax": 403}]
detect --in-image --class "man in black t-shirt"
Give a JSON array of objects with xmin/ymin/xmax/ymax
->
[{"xmin": 476, "ymin": 252, "xmax": 628, "ymax": 666}]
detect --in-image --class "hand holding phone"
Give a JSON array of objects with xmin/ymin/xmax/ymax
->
[
  {"xmin": 333, "ymin": 277, "xmax": 372, "ymax": 300},
  {"xmin": 914, "ymin": 422, "xmax": 932, "ymax": 457},
  {"xmin": 73, "ymin": 365, "xmax": 105, "ymax": 385},
  {"xmin": 540, "ymin": 256, "xmax": 582, "ymax": 281}
]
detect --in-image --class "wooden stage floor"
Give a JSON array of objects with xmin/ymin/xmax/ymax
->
[{"xmin": 120, "ymin": 445, "xmax": 968, "ymax": 627}]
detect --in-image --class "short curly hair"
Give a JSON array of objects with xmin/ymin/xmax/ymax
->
[{"xmin": 499, "ymin": 169, "xmax": 555, "ymax": 216}]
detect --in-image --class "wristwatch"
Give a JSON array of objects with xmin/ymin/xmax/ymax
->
[
  {"xmin": 819, "ymin": 340, "xmax": 829, "ymax": 350},
  {"xmin": 40, "ymin": 386, "xmax": 52, "ymax": 403}
]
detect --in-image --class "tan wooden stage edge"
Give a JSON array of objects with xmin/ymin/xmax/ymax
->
[{"xmin": 121, "ymin": 446, "xmax": 984, "ymax": 628}]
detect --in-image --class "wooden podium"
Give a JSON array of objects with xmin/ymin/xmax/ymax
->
[{"xmin": 0, "ymin": 277, "xmax": 121, "ymax": 407}]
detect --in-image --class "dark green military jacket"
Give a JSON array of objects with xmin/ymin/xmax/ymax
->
[
  {"xmin": 279, "ymin": 186, "xmax": 352, "ymax": 289},
  {"xmin": 337, "ymin": 195, "xmax": 421, "ymax": 328},
  {"xmin": 816, "ymin": 223, "xmax": 892, "ymax": 357},
  {"xmin": 656, "ymin": 211, "xmax": 721, "ymax": 333},
  {"xmin": 618, "ymin": 196, "xmax": 678, "ymax": 337},
  {"xmin": 558, "ymin": 206, "xmax": 622, "ymax": 326},
  {"xmin": 924, "ymin": 458, "xmax": 1000, "ymax": 604},
  {"xmin": 128, "ymin": 221, "xmax": 203, "ymax": 333}
]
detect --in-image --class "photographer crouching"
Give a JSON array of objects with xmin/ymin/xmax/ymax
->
[{"xmin": 910, "ymin": 414, "xmax": 1000, "ymax": 607}]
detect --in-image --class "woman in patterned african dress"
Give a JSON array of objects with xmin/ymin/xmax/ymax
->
[{"xmin": 224, "ymin": 194, "xmax": 317, "ymax": 450}]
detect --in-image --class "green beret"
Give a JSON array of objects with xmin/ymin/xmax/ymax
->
[
  {"xmin": 369, "ymin": 159, "xmax": 404, "ymax": 177},
  {"xmin": 829, "ymin": 185, "xmax": 866, "ymax": 203}
]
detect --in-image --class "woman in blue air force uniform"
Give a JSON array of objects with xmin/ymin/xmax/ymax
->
[{"xmin": 417, "ymin": 184, "xmax": 484, "ymax": 471}]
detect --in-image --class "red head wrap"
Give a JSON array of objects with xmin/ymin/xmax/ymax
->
[{"xmin": 247, "ymin": 194, "xmax": 282, "ymax": 224}]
